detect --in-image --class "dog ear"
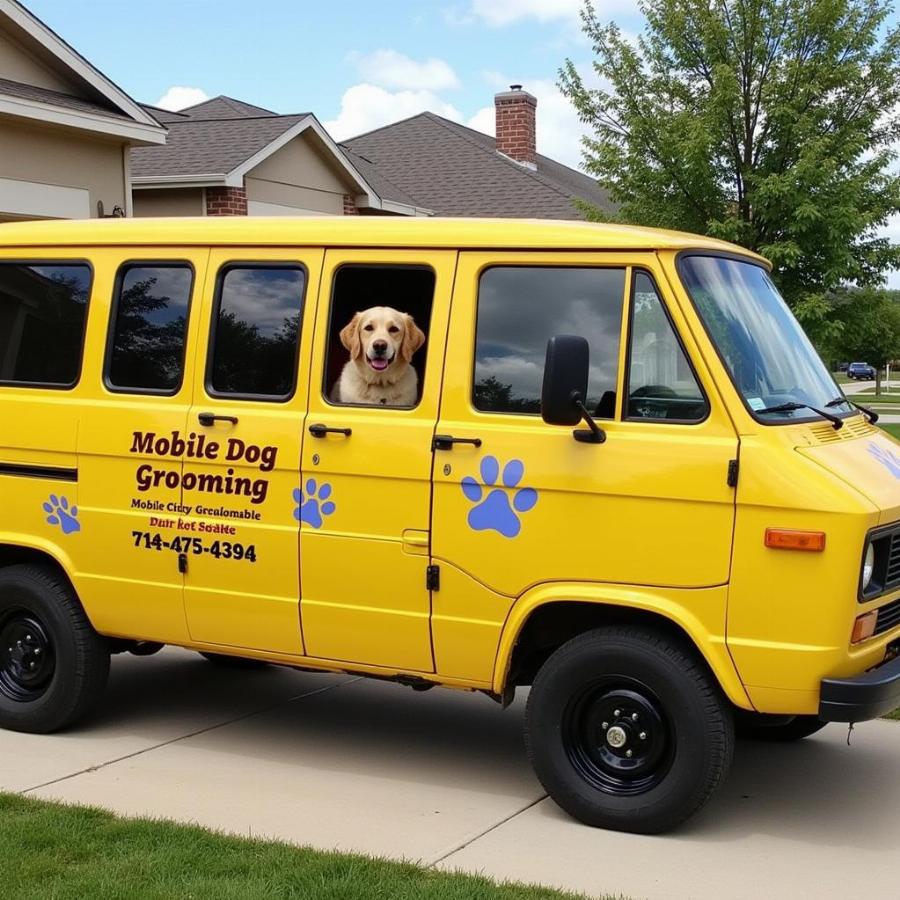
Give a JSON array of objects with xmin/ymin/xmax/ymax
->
[
  {"xmin": 401, "ymin": 314, "xmax": 426, "ymax": 362},
  {"xmin": 339, "ymin": 313, "xmax": 362, "ymax": 360}
]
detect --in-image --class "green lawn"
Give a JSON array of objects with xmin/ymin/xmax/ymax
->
[
  {"xmin": 886, "ymin": 709, "xmax": 900, "ymax": 721},
  {"xmin": 0, "ymin": 793, "xmax": 606, "ymax": 900},
  {"xmin": 880, "ymin": 424, "xmax": 900, "ymax": 440}
]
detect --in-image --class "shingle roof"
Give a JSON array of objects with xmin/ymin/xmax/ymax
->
[
  {"xmin": 131, "ymin": 114, "xmax": 309, "ymax": 178},
  {"xmin": 340, "ymin": 146, "xmax": 424, "ymax": 209},
  {"xmin": 0, "ymin": 75, "xmax": 133, "ymax": 122},
  {"xmin": 178, "ymin": 95, "xmax": 277, "ymax": 120},
  {"xmin": 138, "ymin": 102, "xmax": 191, "ymax": 124},
  {"xmin": 342, "ymin": 112, "xmax": 611, "ymax": 219}
]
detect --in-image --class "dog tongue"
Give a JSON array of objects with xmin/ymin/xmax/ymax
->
[{"xmin": 369, "ymin": 358, "xmax": 389, "ymax": 371}]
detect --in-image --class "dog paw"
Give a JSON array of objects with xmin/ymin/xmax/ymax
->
[
  {"xmin": 43, "ymin": 494, "xmax": 81, "ymax": 535},
  {"xmin": 868, "ymin": 441, "xmax": 900, "ymax": 478},
  {"xmin": 293, "ymin": 480, "xmax": 336, "ymax": 529},
  {"xmin": 461, "ymin": 456, "xmax": 537, "ymax": 538}
]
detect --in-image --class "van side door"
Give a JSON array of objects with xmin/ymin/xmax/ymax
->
[
  {"xmin": 430, "ymin": 253, "xmax": 738, "ymax": 674},
  {"xmin": 182, "ymin": 248, "xmax": 322, "ymax": 655},
  {"xmin": 297, "ymin": 250, "xmax": 454, "ymax": 672},
  {"xmin": 76, "ymin": 247, "xmax": 207, "ymax": 644}
]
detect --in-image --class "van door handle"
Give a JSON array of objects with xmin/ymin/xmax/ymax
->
[
  {"xmin": 308, "ymin": 423, "xmax": 352, "ymax": 438},
  {"xmin": 198, "ymin": 412, "xmax": 238, "ymax": 426},
  {"xmin": 432, "ymin": 434, "xmax": 482, "ymax": 451}
]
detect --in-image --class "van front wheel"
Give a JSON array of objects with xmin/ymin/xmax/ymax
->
[
  {"xmin": 525, "ymin": 626, "xmax": 734, "ymax": 834},
  {"xmin": 0, "ymin": 565, "xmax": 109, "ymax": 734}
]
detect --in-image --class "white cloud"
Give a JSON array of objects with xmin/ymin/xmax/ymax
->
[
  {"xmin": 154, "ymin": 86, "xmax": 210, "ymax": 111},
  {"xmin": 467, "ymin": 78, "xmax": 591, "ymax": 169},
  {"xmin": 355, "ymin": 49, "xmax": 460, "ymax": 92},
  {"xmin": 447, "ymin": 0, "xmax": 640, "ymax": 27},
  {"xmin": 324, "ymin": 83, "xmax": 462, "ymax": 141},
  {"xmin": 882, "ymin": 212, "xmax": 900, "ymax": 289}
]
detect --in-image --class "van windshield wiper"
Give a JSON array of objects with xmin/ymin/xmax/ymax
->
[
  {"xmin": 757, "ymin": 401, "xmax": 844, "ymax": 429},
  {"xmin": 827, "ymin": 396, "xmax": 880, "ymax": 424}
]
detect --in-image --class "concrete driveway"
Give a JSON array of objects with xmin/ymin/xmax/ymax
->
[{"xmin": 2, "ymin": 647, "xmax": 898, "ymax": 900}]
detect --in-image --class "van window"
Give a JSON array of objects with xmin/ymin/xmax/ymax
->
[
  {"xmin": 0, "ymin": 262, "xmax": 91, "ymax": 388},
  {"xmin": 473, "ymin": 266, "xmax": 625, "ymax": 416},
  {"xmin": 324, "ymin": 265, "xmax": 435, "ymax": 407},
  {"xmin": 626, "ymin": 272, "xmax": 707, "ymax": 422},
  {"xmin": 106, "ymin": 264, "xmax": 193, "ymax": 394},
  {"xmin": 208, "ymin": 265, "xmax": 305, "ymax": 400}
]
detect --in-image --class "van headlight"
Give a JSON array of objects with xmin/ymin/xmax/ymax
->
[{"xmin": 862, "ymin": 543, "xmax": 875, "ymax": 592}]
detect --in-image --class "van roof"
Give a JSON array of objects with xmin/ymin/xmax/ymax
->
[{"xmin": 0, "ymin": 216, "xmax": 768, "ymax": 263}]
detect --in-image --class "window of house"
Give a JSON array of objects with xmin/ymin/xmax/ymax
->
[
  {"xmin": 473, "ymin": 266, "xmax": 626, "ymax": 416},
  {"xmin": 0, "ymin": 262, "xmax": 91, "ymax": 388},
  {"xmin": 106, "ymin": 264, "xmax": 193, "ymax": 394},
  {"xmin": 207, "ymin": 265, "xmax": 306, "ymax": 400},
  {"xmin": 626, "ymin": 271, "xmax": 708, "ymax": 422},
  {"xmin": 324, "ymin": 265, "xmax": 435, "ymax": 408}
]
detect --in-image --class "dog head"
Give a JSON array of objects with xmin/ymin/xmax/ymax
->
[{"xmin": 339, "ymin": 306, "xmax": 425, "ymax": 381}]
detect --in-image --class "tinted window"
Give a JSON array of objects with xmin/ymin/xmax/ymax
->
[
  {"xmin": 107, "ymin": 264, "xmax": 193, "ymax": 393},
  {"xmin": 0, "ymin": 263, "xmax": 91, "ymax": 387},
  {"xmin": 473, "ymin": 267, "xmax": 625, "ymax": 416},
  {"xmin": 627, "ymin": 272, "xmax": 707, "ymax": 421},
  {"xmin": 208, "ymin": 266, "xmax": 305, "ymax": 399}
]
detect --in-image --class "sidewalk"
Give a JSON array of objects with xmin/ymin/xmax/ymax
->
[{"xmin": 2, "ymin": 647, "xmax": 899, "ymax": 900}]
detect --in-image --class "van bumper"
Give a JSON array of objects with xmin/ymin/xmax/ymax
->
[{"xmin": 819, "ymin": 651, "xmax": 900, "ymax": 722}]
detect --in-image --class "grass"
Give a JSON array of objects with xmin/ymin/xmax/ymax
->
[
  {"xmin": 880, "ymin": 424, "xmax": 900, "ymax": 440},
  {"xmin": 0, "ymin": 793, "xmax": 608, "ymax": 900},
  {"xmin": 887, "ymin": 709, "xmax": 900, "ymax": 721}
]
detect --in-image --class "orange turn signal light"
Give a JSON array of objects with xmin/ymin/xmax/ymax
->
[
  {"xmin": 764, "ymin": 529, "xmax": 826, "ymax": 552},
  {"xmin": 852, "ymin": 611, "xmax": 878, "ymax": 644}
]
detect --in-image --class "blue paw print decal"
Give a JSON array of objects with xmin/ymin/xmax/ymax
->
[
  {"xmin": 293, "ymin": 479, "xmax": 336, "ymax": 529},
  {"xmin": 461, "ymin": 456, "xmax": 538, "ymax": 538},
  {"xmin": 869, "ymin": 441, "xmax": 900, "ymax": 479},
  {"xmin": 43, "ymin": 494, "xmax": 80, "ymax": 535}
]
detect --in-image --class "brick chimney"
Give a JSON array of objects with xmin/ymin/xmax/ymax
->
[{"xmin": 495, "ymin": 84, "xmax": 537, "ymax": 169}]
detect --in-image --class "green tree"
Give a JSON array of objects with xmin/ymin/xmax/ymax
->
[
  {"xmin": 833, "ymin": 288, "xmax": 900, "ymax": 393},
  {"xmin": 560, "ymin": 0, "xmax": 900, "ymax": 305}
]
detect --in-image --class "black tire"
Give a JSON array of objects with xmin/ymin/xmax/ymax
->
[
  {"xmin": 199, "ymin": 652, "xmax": 269, "ymax": 669},
  {"xmin": 525, "ymin": 626, "xmax": 734, "ymax": 834},
  {"xmin": 734, "ymin": 711, "xmax": 828, "ymax": 742},
  {"xmin": 0, "ymin": 564, "xmax": 109, "ymax": 734}
]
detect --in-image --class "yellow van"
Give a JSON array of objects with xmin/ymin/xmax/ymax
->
[{"xmin": 1, "ymin": 217, "xmax": 898, "ymax": 834}]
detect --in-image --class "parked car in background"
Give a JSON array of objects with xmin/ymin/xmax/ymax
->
[
  {"xmin": 837, "ymin": 362, "xmax": 850, "ymax": 372},
  {"xmin": 848, "ymin": 362, "xmax": 876, "ymax": 380}
]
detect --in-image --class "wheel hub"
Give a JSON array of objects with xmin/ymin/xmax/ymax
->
[
  {"xmin": 0, "ymin": 610, "xmax": 55, "ymax": 703},
  {"xmin": 563, "ymin": 681, "xmax": 674, "ymax": 797}
]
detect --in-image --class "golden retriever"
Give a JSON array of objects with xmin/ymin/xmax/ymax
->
[{"xmin": 332, "ymin": 306, "xmax": 426, "ymax": 406}]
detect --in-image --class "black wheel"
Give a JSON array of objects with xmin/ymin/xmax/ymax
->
[
  {"xmin": 525, "ymin": 626, "xmax": 734, "ymax": 834},
  {"xmin": 199, "ymin": 652, "xmax": 269, "ymax": 669},
  {"xmin": 734, "ymin": 711, "xmax": 828, "ymax": 742},
  {"xmin": 0, "ymin": 565, "xmax": 109, "ymax": 734}
]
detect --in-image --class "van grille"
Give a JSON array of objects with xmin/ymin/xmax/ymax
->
[
  {"xmin": 875, "ymin": 596, "xmax": 900, "ymax": 636},
  {"xmin": 809, "ymin": 418, "xmax": 876, "ymax": 444},
  {"xmin": 887, "ymin": 532, "xmax": 900, "ymax": 590}
]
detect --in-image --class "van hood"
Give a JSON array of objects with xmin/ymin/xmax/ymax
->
[{"xmin": 796, "ymin": 427, "xmax": 900, "ymax": 525}]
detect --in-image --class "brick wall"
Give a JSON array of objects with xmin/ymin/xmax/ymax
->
[
  {"xmin": 343, "ymin": 194, "xmax": 359, "ymax": 215},
  {"xmin": 495, "ymin": 86, "xmax": 537, "ymax": 167},
  {"xmin": 206, "ymin": 186, "xmax": 248, "ymax": 216}
]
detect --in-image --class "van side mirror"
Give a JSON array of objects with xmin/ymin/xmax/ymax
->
[{"xmin": 541, "ymin": 335, "xmax": 606, "ymax": 444}]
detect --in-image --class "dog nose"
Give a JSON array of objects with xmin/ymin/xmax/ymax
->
[{"xmin": 372, "ymin": 340, "xmax": 388, "ymax": 354}]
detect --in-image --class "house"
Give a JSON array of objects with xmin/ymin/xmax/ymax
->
[
  {"xmin": 131, "ymin": 96, "xmax": 429, "ymax": 218},
  {"xmin": 130, "ymin": 86, "xmax": 610, "ymax": 221},
  {"xmin": 0, "ymin": 0, "xmax": 165, "ymax": 222},
  {"xmin": 342, "ymin": 86, "xmax": 611, "ymax": 219}
]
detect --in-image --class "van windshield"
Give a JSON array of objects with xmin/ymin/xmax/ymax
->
[{"xmin": 679, "ymin": 255, "xmax": 852, "ymax": 424}]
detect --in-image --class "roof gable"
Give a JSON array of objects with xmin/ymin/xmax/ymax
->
[{"xmin": 0, "ymin": 0, "xmax": 163, "ymax": 134}]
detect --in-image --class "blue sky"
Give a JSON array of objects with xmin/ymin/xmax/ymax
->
[{"xmin": 26, "ymin": 0, "xmax": 900, "ymax": 286}]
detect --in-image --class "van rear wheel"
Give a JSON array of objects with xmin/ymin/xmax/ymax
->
[
  {"xmin": 0, "ymin": 565, "xmax": 109, "ymax": 734},
  {"xmin": 525, "ymin": 626, "xmax": 734, "ymax": 834}
]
